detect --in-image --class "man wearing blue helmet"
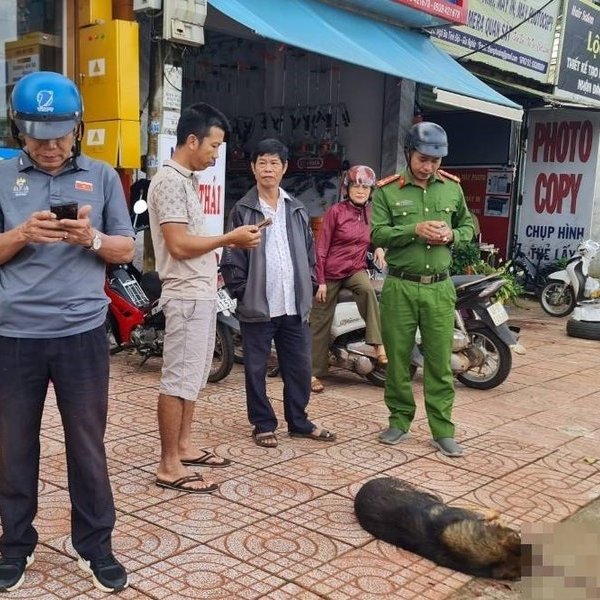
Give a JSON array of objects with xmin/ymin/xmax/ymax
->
[
  {"xmin": 0, "ymin": 71, "xmax": 133, "ymax": 593},
  {"xmin": 371, "ymin": 122, "xmax": 474, "ymax": 458}
]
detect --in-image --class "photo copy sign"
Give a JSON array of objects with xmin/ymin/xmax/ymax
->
[{"xmin": 516, "ymin": 110, "xmax": 600, "ymax": 264}]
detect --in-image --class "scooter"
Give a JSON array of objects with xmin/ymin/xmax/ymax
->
[
  {"xmin": 539, "ymin": 239, "xmax": 600, "ymax": 317},
  {"xmin": 411, "ymin": 273, "xmax": 519, "ymax": 390},
  {"xmin": 104, "ymin": 200, "xmax": 235, "ymax": 383}
]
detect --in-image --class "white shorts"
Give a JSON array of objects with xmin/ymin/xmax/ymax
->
[{"xmin": 159, "ymin": 298, "xmax": 217, "ymax": 401}]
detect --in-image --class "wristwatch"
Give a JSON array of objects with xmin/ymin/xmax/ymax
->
[{"xmin": 87, "ymin": 230, "xmax": 102, "ymax": 252}]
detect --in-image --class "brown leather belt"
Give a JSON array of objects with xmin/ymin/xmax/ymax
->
[{"xmin": 388, "ymin": 267, "xmax": 449, "ymax": 284}]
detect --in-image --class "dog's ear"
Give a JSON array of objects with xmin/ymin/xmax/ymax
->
[{"xmin": 479, "ymin": 509, "xmax": 500, "ymax": 522}]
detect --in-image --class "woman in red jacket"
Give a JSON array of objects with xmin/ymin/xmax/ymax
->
[{"xmin": 310, "ymin": 165, "xmax": 386, "ymax": 393}]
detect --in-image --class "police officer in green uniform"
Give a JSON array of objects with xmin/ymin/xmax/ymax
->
[{"xmin": 371, "ymin": 122, "xmax": 474, "ymax": 457}]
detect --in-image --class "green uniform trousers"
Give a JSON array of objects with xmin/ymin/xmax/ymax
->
[
  {"xmin": 310, "ymin": 270, "xmax": 383, "ymax": 378},
  {"xmin": 379, "ymin": 276, "xmax": 456, "ymax": 438}
]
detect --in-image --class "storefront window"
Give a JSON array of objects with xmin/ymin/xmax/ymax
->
[{"xmin": 1, "ymin": 0, "xmax": 63, "ymax": 151}]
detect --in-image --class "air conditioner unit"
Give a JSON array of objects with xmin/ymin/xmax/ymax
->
[
  {"xmin": 133, "ymin": 0, "xmax": 161, "ymax": 11},
  {"xmin": 163, "ymin": 0, "xmax": 206, "ymax": 46}
]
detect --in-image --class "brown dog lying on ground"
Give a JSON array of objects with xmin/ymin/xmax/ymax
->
[{"xmin": 354, "ymin": 477, "xmax": 521, "ymax": 580}]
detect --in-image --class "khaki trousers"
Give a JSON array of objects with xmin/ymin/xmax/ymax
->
[{"xmin": 310, "ymin": 270, "xmax": 383, "ymax": 378}]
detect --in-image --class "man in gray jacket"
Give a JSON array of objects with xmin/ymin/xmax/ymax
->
[{"xmin": 221, "ymin": 138, "xmax": 336, "ymax": 448}]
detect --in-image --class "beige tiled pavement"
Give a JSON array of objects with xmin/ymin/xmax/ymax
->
[{"xmin": 5, "ymin": 298, "xmax": 600, "ymax": 598}]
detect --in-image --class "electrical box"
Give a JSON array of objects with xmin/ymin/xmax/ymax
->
[
  {"xmin": 79, "ymin": 0, "xmax": 112, "ymax": 27},
  {"xmin": 83, "ymin": 120, "xmax": 141, "ymax": 168},
  {"xmin": 163, "ymin": 0, "xmax": 206, "ymax": 46},
  {"xmin": 133, "ymin": 0, "xmax": 162, "ymax": 10},
  {"xmin": 78, "ymin": 20, "xmax": 139, "ymax": 122}
]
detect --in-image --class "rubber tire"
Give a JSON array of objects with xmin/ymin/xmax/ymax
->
[
  {"xmin": 456, "ymin": 327, "xmax": 512, "ymax": 390},
  {"xmin": 566, "ymin": 318, "xmax": 600, "ymax": 341},
  {"xmin": 208, "ymin": 322, "xmax": 234, "ymax": 383},
  {"xmin": 105, "ymin": 313, "xmax": 122, "ymax": 355},
  {"xmin": 232, "ymin": 330, "xmax": 244, "ymax": 364},
  {"xmin": 540, "ymin": 282, "xmax": 576, "ymax": 317},
  {"xmin": 364, "ymin": 361, "xmax": 387, "ymax": 388}
]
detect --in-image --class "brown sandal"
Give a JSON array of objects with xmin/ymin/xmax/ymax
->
[
  {"xmin": 252, "ymin": 431, "xmax": 278, "ymax": 448},
  {"xmin": 311, "ymin": 377, "xmax": 325, "ymax": 393}
]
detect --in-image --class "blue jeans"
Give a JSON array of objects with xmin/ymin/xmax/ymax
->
[
  {"xmin": 241, "ymin": 315, "xmax": 314, "ymax": 434},
  {"xmin": 0, "ymin": 326, "xmax": 115, "ymax": 560}
]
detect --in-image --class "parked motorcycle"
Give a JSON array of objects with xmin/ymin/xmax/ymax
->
[
  {"xmin": 104, "ymin": 200, "xmax": 234, "ymax": 383},
  {"xmin": 539, "ymin": 239, "xmax": 600, "ymax": 317},
  {"xmin": 411, "ymin": 273, "xmax": 519, "ymax": 390}
]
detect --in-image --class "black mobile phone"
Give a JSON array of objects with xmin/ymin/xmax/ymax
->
[
  {"xmin": 50, "ymin": 202, "xmax": 79, "ymax": 220},
  {"xmin": 256, "ymin": 217, "xmax": 273, "ymax": 230}
]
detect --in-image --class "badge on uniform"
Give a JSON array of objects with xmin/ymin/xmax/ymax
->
[{"xmin": 75, "ymin": 180, "xmax": 94, "ymax": 192}]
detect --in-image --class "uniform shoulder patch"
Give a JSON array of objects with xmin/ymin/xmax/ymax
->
[
  {"xmin": 437, "ymin": 169, "xmax": 460, "ymax": 183},
  {"xmin": 376, "ymin": 173, "xmax": 402, "ymax": 188}
]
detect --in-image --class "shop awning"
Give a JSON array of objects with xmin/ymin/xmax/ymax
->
[{"xmin": 208, "ymin": 0, "xmax": 523, "ymax": 122}]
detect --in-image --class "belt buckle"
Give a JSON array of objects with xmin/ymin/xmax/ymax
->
[{"xmin": 420, "ymin": 274, "xmax": 433, "ymax": 284}]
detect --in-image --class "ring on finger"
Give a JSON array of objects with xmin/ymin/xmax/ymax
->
[{"xmin": 63, "ymin": 232, "xmax": 68, "ymax": 239}]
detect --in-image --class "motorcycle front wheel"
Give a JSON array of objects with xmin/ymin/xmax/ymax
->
[
  {"xmin": 208, "ymin": 322, "xmax": 234, "ymax": 383},
  {"xmin": 540, "ymin": 282, "xmax": 576, "ymax": 317},
  {"xmin": 457, "ymin": 328, "xmax": 512, "ymax": 390}
]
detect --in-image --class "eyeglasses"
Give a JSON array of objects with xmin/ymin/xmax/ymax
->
[{"xmin": 349, "ymin": 183, "xmax": 372, "ymax": 190}]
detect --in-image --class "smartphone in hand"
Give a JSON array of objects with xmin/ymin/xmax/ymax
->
[
  {"xmin": 50, "ymin": 202, "xmax": 79, "ymax": 220},
  {"xmin": 256, "ymin": 217, "xmax": 273, "ymax": 230}
]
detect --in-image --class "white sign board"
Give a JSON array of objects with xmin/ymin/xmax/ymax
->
[
  {"xmin": 516, "ymin": 109, "xmax": 600, "ymax": 264},
  {"xmin": 157, "ymin": 134, "xmax": 226, "ymax": 239},
  {"xmin": 431, "ymin": 0, "xmax": 560, "ymax": 83}
]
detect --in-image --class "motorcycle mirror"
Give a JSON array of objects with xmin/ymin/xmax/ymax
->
[{"xmin": 133, "ymin": 199, "xmax": 148, "ymax": 215}]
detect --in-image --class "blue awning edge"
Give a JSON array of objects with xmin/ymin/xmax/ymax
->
[{"xmin": 209, "ymin": 0, "xmax": 523, "ymax": 121}]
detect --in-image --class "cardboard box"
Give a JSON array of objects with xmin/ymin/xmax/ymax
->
[{"xmin": 4, "ymin": 32, "xmax": 62, "ymax": 85}]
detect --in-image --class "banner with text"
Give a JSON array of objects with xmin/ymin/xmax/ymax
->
[
  {"xmin": 555, "ymin": 0, "xmax": 600, "ymax": 105},
  {"xmin": 516, "ymin": 110, "xmax": 600, "ymax": 265},
  {"xmin": 431, "ymin": 0, "xmax": 560, "ymax": 83}
]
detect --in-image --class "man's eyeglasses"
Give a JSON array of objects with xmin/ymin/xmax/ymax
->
[{"xmin": 349, "ymin": 183, "xmax": 372, "ymax": 190}]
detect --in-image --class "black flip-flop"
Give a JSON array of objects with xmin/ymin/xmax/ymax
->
[
  {"xmin": 181, "ymin": 450, "xmax": 232, "ymax": 468},
  {"xmin": 155, "ymin": 473, "xmax": 218, "ymax": 494}
]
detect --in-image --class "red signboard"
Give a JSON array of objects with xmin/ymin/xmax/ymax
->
[{"xmin": 391, "ymin": 0, "xmax": 468, "ymax": 25}]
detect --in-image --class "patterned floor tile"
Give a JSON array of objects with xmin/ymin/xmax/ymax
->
[
  {"xmin": 293, "ymin": 542, "xmax": 469, "ymax": 600},
  {"xmin": 259, "ymin": 583, "xmax": 322, "ymax": 599},
  {"xmin": 104, "ymin": 433, "xmax": 161, "ymax": 469},
  {"xmin": 467, "ymin": 433, "xmax": 552, "ymax": 461},
  {"xmin": 207, "ymin": 515, "xmax": 351, "ymax": 579},
  {"xmin": 500, "ymin": 465, "xmax": 600, "ymax": 506},
  {"xmin": 210, "ymin": 437, "xmax": 310, "ymax": 468},
  {"xmin": 264, "ymin": 454, "xmax": 379, "ymax": 492},
  {"xmin": 279, "ymin": 493, "xmax": 372, "ymax": 547},
  {"xmin": 46, "ymin": 514, "xmax": 198, "ymax": 572},
  {"xmin": 431, "ymin": 446, "xmax": 522, "ymax": 478},
  {"xmin": 461, "ymin": 479, "xmax": 580, "ymax": 525},
  {"xmin": 312, "ymin": 437, "xmax": 419, "ymax": 472},
  {"xmin": 382, "ymin": 457, "xmax": 493, "ymax": 501},
  {"xmin": 131, "ymin": 493, "xmax": 263, "ymax": 543},
  {"xmin": 132, "ymin": 545, "xmax": 285, "ymax": 599},
  {"xmin": 217, "ymin": 472, "xmax": 325, "ymax": 515},
  {"xmin": 493, "ymin": 420, "xmax": 576, "ymax": 449},
  {"xmin": 537, "ymin": 449, "xmax": 600, "ymax": 480}
]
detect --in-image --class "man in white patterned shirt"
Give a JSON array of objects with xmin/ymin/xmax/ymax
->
[
  {"xmin": 148, "ymin": 103, "xmax": 261, "ymax": 493},
  {"xmin": 221, "ymin": 139, "xmax": 337, "ymax": 448}
]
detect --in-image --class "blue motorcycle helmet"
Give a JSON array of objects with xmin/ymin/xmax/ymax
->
[{"xmin": 9, "ymin": 71, "xmax": 83, "ymax": 141}]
